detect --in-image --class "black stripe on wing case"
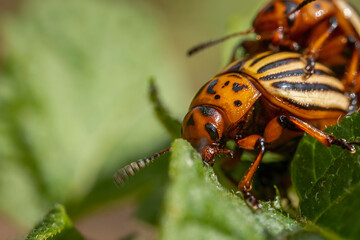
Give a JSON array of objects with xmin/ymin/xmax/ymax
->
[
  {"xmin": 281, "ymin": 98, "xmax": 347, "ymax": 112},
  {"xmin": 249, "ymin": 52, "xmax": 277, "ymax": 66},
  {"xmin": 257, "ymin": 57, "xmax": 300, "ymax": 73},
  {"xmin": 271, "ymin": 81, "xmax": 343, "ymax": 93},
  {"xmin": 260, "ymin": 69, "xmax": 330, "ymax": 81}
]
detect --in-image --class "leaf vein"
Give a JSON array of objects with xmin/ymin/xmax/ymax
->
[{"xmin": 313, "ymin": 180, "xmax": 360, "ymax": 223}]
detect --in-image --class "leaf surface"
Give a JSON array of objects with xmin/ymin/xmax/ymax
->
[
  {"xmin": 160, "ymin": 139, "xmax": 300, "ymax": 240},
  {"xmin": 26, "ymin": 204, "xmax": 83, "ymax": 240},
  {"xmin": 0, "ymin": 0, "xmax": 188, "ymax": 226},
  {"xmin": 292, "ymin": 112, "xmax": 360, "ymax": 239}
]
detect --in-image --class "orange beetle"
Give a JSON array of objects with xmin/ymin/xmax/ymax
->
[
  {"xmin": 115, "ymin": 52, "xmax": 359, "ymax": 206},
  {"xmin": 189, "ymin": 0, "xmax": 360, "ymax": 95}
]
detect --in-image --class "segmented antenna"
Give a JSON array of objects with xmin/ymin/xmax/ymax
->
[
  {"xmin": 114, "ymin": 147, "xmax": 171, "ymax": 186},
  {"xmin": 187, "ymin": 29, "xmax": 254, "ymax": 56}
]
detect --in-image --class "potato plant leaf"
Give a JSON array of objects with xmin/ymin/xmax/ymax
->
[
  {"xmin": 149, "ymin": 78, "xmax": 182, "ymax": 139},
  {"xmin": 0, "ymin": 0, "xmax": 188, "ymax": 226},
  {"xmin": 26, "ymin": 204, "xmax": 83, "ymax": 240},
  {"xmin": 160, "ymin": 139, "xmax": 300, "ymax": 240},
  {"xmin": 292, "ymin": 111, "xmax": 360, "ymax": 239}
]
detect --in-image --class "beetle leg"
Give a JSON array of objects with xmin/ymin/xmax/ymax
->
[
  {"xmin": 236, "ymin": 136, "xmax": 265, "ymax": 209},
  {"xmin": 236, "ymin": 115, "xmax": 303, "ymax": 194},
  {"xmin": 237, "ymin": 135, "xmax": 265, "ymax": 192},
  {"xmin": 304, "ymin": 17, "xmax": 338, "ymax": 76},
  {"xmin": 201, "ymin": 144, "xmax": 233, "ymax": 165},
  {"xmin": 342, "ymin": 39, "xmax": 360, "ymax": 92},
  {"xmin": 272, "ymin": 39, "xmax": 300, "ymax": 52},
  {"xmin": 278, "ymin": 115, "xmax": 356, "ymax": 153}
]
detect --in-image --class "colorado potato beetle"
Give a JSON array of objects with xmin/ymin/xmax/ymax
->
[
  {"xmin": 115, "ymin": 51, "xmax": 359, "ymax": 207},
  {"xmin": 188, "ymin": 0, "xmax": 360, "ymax": 94}
]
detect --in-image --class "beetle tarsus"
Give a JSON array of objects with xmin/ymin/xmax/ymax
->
[
  {"xmin": 304, "ymin": 57, "xmax": 315, "ymax": 78},
  {"xmin": 330, "ymin": 138, "xmax": 356, "ymax": 153},
  {"xmin": 242, "ymin": 191, "xmax": 261, "ymax": 210}
]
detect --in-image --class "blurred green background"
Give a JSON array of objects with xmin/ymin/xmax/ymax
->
[{"xmin": 0, "ymin": 0, "xmax": 359, "ymax": 239}]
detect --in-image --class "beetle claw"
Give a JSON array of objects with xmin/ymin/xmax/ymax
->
[
  {"xmin": 331, "ymin": 138, "xmax": 357, "ymax": 153},
  {"xmin": 242, "ymin": 191, "xmax": 261, "ymax": 210}
]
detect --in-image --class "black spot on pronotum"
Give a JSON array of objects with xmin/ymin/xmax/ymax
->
[
  {"xmin": 205, "ymin": 123, "xmax": 219, "ymax": 141},
  {"xmin": 283, "ymin": 1, "xmax": 297, "ymax": 15},
  {"xmin": 186, "ymin": 114, "xmax": 195, "ymax": 126},
  {"xmin": 283, "ymin": 1, "xmax": 298, "ymax": 27},
  {"xmin": 232, "ymin": 83, "xmax": 249, "ymax": 92},
  {"xmin": 207, "ymin": 79, "xmax": 218, "ymax": 94},
  {"xmin": 215, "ymin": 95, "xmax": 220, "ymax": 100},
  {"xmin": 264, "ymin": 3, "xmax": 275, "ymax": 13},
  {"xmin": 222, "ymin": 81, "xmax": 230, "ymax": 88},
  {"xmin": 234, "ymin": 100, "xmax": 242, "ymax": 107},
  {"xmin": 314, "ymin": 3, "xmax": 321, "ymax": 9},
  {"xmin": 198, "ymin": 106, "xmax": 214, "ymax": 116}
]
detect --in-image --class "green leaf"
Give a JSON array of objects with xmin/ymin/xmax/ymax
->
[
  {"xmin": 149, "ymin": 78, "xmax": 182, "ymax": 139},
  {"xmin": 26, "ymin": 204, "xmax": 83, "ymax": 240},
  {"xmin": 0, "ymin": 0, "xmax": 189, "ymax": 226},
  {"xmin": 160, "ymin": 139, "xmax": 300, "ymax": 240},
  {"xmin": 292, "ymin": 111, "xmax": 360, "ymax": 239}
]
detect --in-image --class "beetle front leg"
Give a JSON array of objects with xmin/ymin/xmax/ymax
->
[
  {"xmin": 233, "ymin": 135, "xmax": 265, "ymax": 209},
  {"xmin": 236, "ymin": 135, "xmax": 265, "ymax": 208},
  {"xmin": 269, "ymin": 27, "xmax": 300, "ymax": 52},
  {"xmin": 201, "ymin": 144, "xmax": 233, "ymax": 165},
  {"xmin": 237, "ymin": 137, "xmax": 266, "ymax": 192}
]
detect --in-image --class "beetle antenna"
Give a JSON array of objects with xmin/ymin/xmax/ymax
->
[
  {"xmin": 114, "ymin": 147, "xmax": 171, "ymax": 186},
  {"xmin": 187, "ymin": 28, "xmax": 255, "ymax": 56},
  {"xmin": 286, "ymin": 0, "xmax": 316, "ymax": 17}
]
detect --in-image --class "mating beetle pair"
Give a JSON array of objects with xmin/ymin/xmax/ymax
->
[{"xmin": 115, "ymin": 0, "xmax": 360, "ymax": 206}]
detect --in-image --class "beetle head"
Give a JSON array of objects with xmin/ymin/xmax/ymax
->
[{"xmin": 181, "ymin": 106, "xmax": 225, "ymax": 153}]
